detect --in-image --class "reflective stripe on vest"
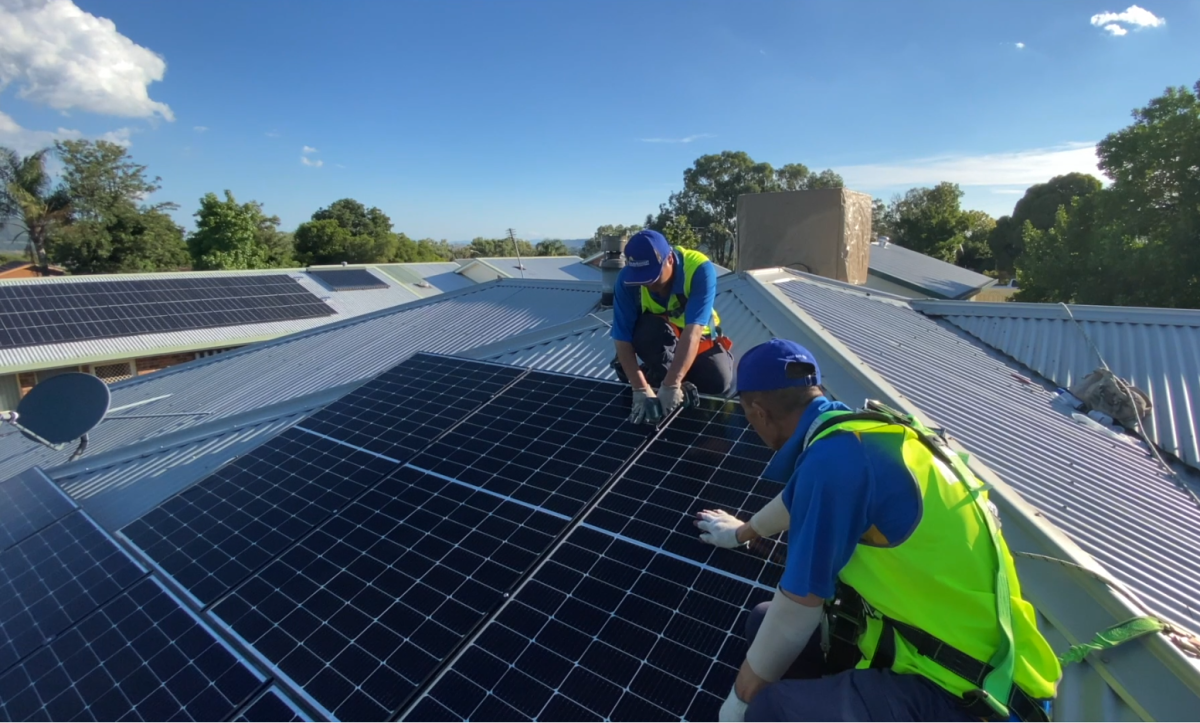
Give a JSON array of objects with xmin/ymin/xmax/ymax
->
[
  {"xmin": 804, "ymin": 409, "xmax": 1061, "ymax": 710},
  {"xmin": 639, "ymin": 247, "xmax": 721, "ymax": 335}
]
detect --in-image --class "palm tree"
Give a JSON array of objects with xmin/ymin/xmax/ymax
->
[{"xmin": 0, "ymin": 146, "xmax": 71, "ymax": 269}]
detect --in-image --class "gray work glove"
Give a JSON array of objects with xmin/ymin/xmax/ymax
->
[
  {"xmin": 629, "ymin": 387, "xmax": 663, "ymax": 425},
  {"xmin": 657, "ymin": 381, "xmax": 701, "ymax": 417}
]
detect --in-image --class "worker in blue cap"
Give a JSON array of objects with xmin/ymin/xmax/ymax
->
[
  {"xmin": 611, "ymin": 229, "xmax": 733, "ymax": 424},
  {"xmin": 695, "ymin": 339, "xmax": 1060, "ymax": 722}
]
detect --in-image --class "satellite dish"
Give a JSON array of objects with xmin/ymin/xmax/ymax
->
[{"xmin": 16, "ymin": 373, "xmax": 110, "ymax": 445}]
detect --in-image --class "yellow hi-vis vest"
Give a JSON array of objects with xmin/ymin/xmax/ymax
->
[
  {"xmin": 807, "ymin": 406, "xmax": 1061, "ymax": 716},
  {"xmin": 639, "ymin": 247, "xmax": 720, "ymax": 336}
]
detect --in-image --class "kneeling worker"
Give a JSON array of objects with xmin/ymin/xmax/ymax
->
[
  {"xmin": 612, "ymin": 230, "xmax": 733, "ymax": 423},
  {"xmin": 695, "ymin": 339, "xmax": 1060, "ymax": 721}
]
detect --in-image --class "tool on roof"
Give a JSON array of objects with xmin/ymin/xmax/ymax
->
[{"xmin": 0, "ymin": 372, "xmax": 111, "ymax": 461}]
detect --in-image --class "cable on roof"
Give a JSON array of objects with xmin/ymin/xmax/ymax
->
[{"xmin": 1058, "ymin": 302, "xmax": 1200, "ymax": 513}]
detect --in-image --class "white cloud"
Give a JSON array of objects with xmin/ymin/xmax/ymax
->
[
  {"xmin": 193, "ymin": 125, "xmax": 208, "ymax": 133},
  {"xmin": 301, "ymin": 156, "xmax": 323, "ymax": 167},
  {"xmin": 0, "ymin": 109, "xmax": 80, "ymax": 153},
  {"xmin": 638, "ymin": 133, "xmax": 715, "ymax": 144},
  {"xmin": 1090, "ymin": 5, "xmax": 1164, "ymax": 35},
  {"xmin": 991, "ymin": 188, "xmax": 1026, "ymax": 195},
  {"xmin": 99, "ymin": 126, "xmax": 135, "ymax": 147},
  {"xmin": 302, "ymin": 145, "xmax": 318, "ymax": 154},
  {"xmin": 1015, "ymin": 42, "xmax": 1025, "ymax": 49},
  {"xmin": 0, "ymin": 0, "xmax": 173, "ymax": 120},
  {"xmin": 837, "ymin": 142, "xmax": 1102, "ymax": 188},
  {"xmin": 266, "ymin": 130, "xmax": 280, "ymax": 138}
]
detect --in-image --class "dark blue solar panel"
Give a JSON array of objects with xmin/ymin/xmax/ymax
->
[
  {"xmin": 309, "ymin": 268, "xmax": 389, "ymax": 290},
  {"xmin": 213, "ymin": 466, "xmax": 571, "ymax": 721},
  {"xmin": 584, "ymin": 397, "xmax": 787, "ymax": 587},
  {"xmin": 235, "ymin": 686, "xmax": 306, "ymax": 722},
  {"xmin": 409, "ymin": 526, "xmax": 770, "ymax": 722},
  {"xmin": 0, "ymin": 577, "xmax": 263, "ymax": 721},
  {"xmin": 0, "ymin": 468, "xmax": 76, "ymax": 552}
]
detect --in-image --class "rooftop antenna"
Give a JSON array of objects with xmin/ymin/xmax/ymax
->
[
  {"xmin": 507, "ymin": 228, "xmax": 526, "ymax": 278},
  {"xmin": 1, "ymin": 373, "xmax": 111, "ymax": 461}
]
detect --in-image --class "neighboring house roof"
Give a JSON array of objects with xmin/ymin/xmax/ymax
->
[
  {"xmin": 915, "ymin": 300, "xmax": 1200, "ymax": 475},
  {"xmin": 0, "ymin": 261, "xmax": 65, "ymax": 278},
  {"xmin": 582, "ymin": 250, "xmax": 734, "ymax": 276},
  {"xmin": 458, "ymin": 255, "xmax": 602, "ymax": 281},
  {"xmin": 375, "ymin": 262, "xmax": 478, "ymax": 296},
  {"xmin": 0, "ymin": 266, "xmax": 429, "ymax": 373},
  {"xmin": 868, "ymin": 240, "xmax": 995, "ymax": 299}
]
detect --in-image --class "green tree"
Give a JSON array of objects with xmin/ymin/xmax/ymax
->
[
  {"xmin": 953, "ymin": 209, "xmax": 997, "ymax": 273},
  {"xmin": 188, "ymin": 191, "xmax": 281, "ymax": 270},
  {"xmin": 262, "ymin": 231, "xmax": 296, "ymax": 268},
  {"xmin": 536, "ymin": 239, "xmax": 570, "ymax": 256},
  {"xmin": 663, "ymin": 214, "xmax": 701, "ymax": 250},
  {"xmin": 412, "ymin": 238, "xmax": 454, "ymax": 262},
  {"xmin": 886, "ymin": 182, "xmax": 971, "ymax": 261},
  {"xmin": 871, "ymin": 197, "xmax": 891, "ymax": 240},
  {"xmin": 988, "ymin": 173, "xmax": 1103, "ymax": 277},
  {"xmin": 582, "ymin": 224, "xmax": 642, "ymax": 257},
  {"xmin": 49, "ymin": 205, "xmax": 188, "ymax": 273},
  {"xmin": 1017, "ymin": 80, "xmax": 1200, "ymax": 307},
  {"xmin": 55, "ymin": 140, "xmax": 167, "ymax": 220},
  {"xmin": 0, "ymin": 147, "xmax": 71, "ymax": 267},
  {"xmin": 294, "ymin": 198, "xmax": 399, "ymax": 264},
  {"xmin": 465, "ymin": 236, "xmax": 536, "ymax": 258}
]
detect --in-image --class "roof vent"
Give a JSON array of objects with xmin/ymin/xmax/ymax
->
[{"xmin": 599, "ymin": 233, "xmax": 629, "ymax": 307}]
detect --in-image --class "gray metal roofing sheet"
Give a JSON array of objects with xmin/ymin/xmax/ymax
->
[
  {"xmin": 868, "ymin": 241, "xmax": 995, "ymax": 299},
  {"xmin": 0, "ymin": 268, "xmax": 422, "ymax": 372},
  {"xmin": 476, "ymin": 256, "xmax": 602, "ymax": 281},
  {"xmin": 917, "ymin": 302, "xmax": 1200, "ymax": 474},
  {"xmin": 0, "ymin": 281, "xmax": 601, "ymax": 488},
  {"xmin": 775, "ymin": 273, "xmax": 1200, "ymax": 628},
  {"xmin": 379, "ymin": 262, "xmax": 478, "ymax": 295}
]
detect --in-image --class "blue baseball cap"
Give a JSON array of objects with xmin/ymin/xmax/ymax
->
[
  {"xmin": 622, "ymin": 230, "xmax": 672, "ymax": 286},
  {"xmin": 737, "ymin": 339, "xmax": 822, "ymax": 393}
]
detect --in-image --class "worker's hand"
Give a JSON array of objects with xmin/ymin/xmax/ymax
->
[
  {"xmin": 657, "ymin": 381, "xmax": 700, "ymax": 417},
  {"xmin": 629, "ymin": 387, "xmax": 663, "ymax": 425},
  {"xmin": 719, "ymin": 686, "xmax": 748, "ymax": 722},
  {"xmin": 734, "ymin": 658, "xmax": 770, "ymax": 705},
  {"xmin": 694, "ymin": 509, "xmax": 746, "ymax": 548}
]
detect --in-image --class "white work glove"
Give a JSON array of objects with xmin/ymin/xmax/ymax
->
[
  {"xmin": 0, "ymin": 411, "xmax": 17, "ymax": 423},
  {"xmin": 695, "ymin": 509, "xmax": 746, "ymax": 548},
  {"xmin": 719, "ymin": 687, "xmax": 748, "ymax": 722},
  {"xmin": 658, "ymin": 383, "xmax": 687, "ymax": 416},
  {"xmin": 629, "ymin": 387, "xmax": 662, "ymax": 425}
]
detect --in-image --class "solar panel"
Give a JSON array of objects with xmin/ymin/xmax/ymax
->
[
  {"xmin": 309, "ymin": 268, "xmax": 390, "ymax": 290},
  {"xmin": 0, "ymin": 511, "xmax": 146, "ymax": 672},
  {"xmin": 121, "ymin": 427, "xmax": 399, "ymax": 606},
  {"xmin": 235, "ymin": 686, "xmax": 306, "ymax": 722},
  {"xmin": 408, "ymin": 526, "xmax": 771, "ymax": 722},
  {"xmin": 300, "ymin": 353, "xmax": 525, "ymax": 462},
  {"xmin": 0, "ymin": 468, "xmax": 77, "ymax": 552},
  {"xmin": 0, "ymin": 577, "xmax": 263, "ymax": 721},
  {"xmin": 0, "ymin": 275, "xmax": 334, "ymax": 349},
  {"xmin": 586, "ymin": 398, "xmax": 787, "ymax": 587},
  {"xmin": 212, "ymin": 466, "xmax": 572, "ymax": 721},
  {"xmin": 410, "ymin": 371, "xmax": 647, "ymax": 516}
]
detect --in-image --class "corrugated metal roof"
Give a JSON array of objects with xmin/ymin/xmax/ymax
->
[
  {"xmin": 0, "ymin": 280, "xmax": 602, "ymax": 486},
  {"xmin": 774, "ymin": 272, "xmax": 1200, "ymax": 628},
  {"xmin": 916, "ymin": 300, "xmax": 1200, "ymax": 473},
  {"xmin": 868, "ymin": 241, "xmax": 995, "ymax": 299},
  {"xmin": 472, "ymin": 256, "xmax": 601, "ymax": 281},
  {"xmin": 0, "ymin": 268, "xmax": 422, "ymax": 372},
  {"xmin": 377, "ymin": 262, "xmax": 477, "ymax": 296}
]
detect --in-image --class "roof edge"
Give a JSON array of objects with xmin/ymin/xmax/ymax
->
[{"xmin": 915, "ymin": 299, "xmax": 1200, "ymax": 326}]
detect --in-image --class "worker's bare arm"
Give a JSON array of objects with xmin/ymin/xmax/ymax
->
[{"xmin": 662, "ymin": 323, "xmax": 704, "ymax": 388}]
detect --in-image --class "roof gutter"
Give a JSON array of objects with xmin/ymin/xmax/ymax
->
[{"xmin": 739, "ymin": 268, "xmax": 1200, "ymax": 720}]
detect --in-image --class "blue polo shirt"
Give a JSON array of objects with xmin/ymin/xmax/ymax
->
[
  {"xmin": 610, "ymin": 250, "xmax": 717, "ymax": 343},
  {"xmin": 765, "ymin": 397, "xmax": 922, "ymax": 600}
]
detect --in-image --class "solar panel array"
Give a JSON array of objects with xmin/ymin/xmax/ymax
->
[
  {"xmin": 308, "ymin": 268, "xmax": 390, "ymax": 291},
  {"xmin": 0, "ymin": 468, "xmax": 297, "ymax": 721},
  {"xmin": 108, "ymin": 353, "xmax": 787, "ymax": 720},
  {"xmin": 0, "ymin": 275, "xmax": 334, "ymax": 349}
]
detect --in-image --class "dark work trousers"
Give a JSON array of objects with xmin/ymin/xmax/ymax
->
[
  {"xmin": 630, "ymin": 313, "xmax": 734, "ymax": 395},
  {"xmin": 742, "ymin": 602, "xmax": 974, "ymax": 722}
]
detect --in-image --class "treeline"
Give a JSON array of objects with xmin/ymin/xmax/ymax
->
[{"xmin": 0, "ymin": 146, "xmax": 573, "ymax": 274}]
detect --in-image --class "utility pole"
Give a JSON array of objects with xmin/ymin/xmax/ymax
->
[{"xmin": 508, "ymin": 228, "xmax": 525, "ymax": 279}]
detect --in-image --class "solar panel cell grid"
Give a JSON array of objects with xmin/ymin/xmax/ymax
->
[
  {"xmin": 121, "ymin": 427, "xmax": 399, "ymax": 606},
  {"xmin": 213, "ymin": 466, "xmax": 570, "ymax": 721},
  {"xmin": 414, "ymin": 526, "xmax": 770, "ymax": 722},
  {"xmin": 410, "ymin": 371, "xmax": 649, "ymax": 517},
  {"xmin": 309, "ymin": 269, "xmax": 390, "ymax": 290},
  {"xmin": 301, "ymin": 354, "xmax": 525, "ymax": 462},
  {"xmin": 0, "ymin": 578, "xmax": 262, "ymax": 722},
  {"xmin": 234, "ymin": 686, "xmax": 306, "ymax": 722},
  {"xmin": 0, "ymin": 511, "xmax": 146, "ymax": 673},
  {"xmin": 0, "ymin": 275, "xmax": 333, "ymax": 349},
  {"xmin": 0, "ymin": 468, "xmax": 77, "ymax": 552},
  {"xmin": 586, "ymin": 398, "xmax": 788, "ymax": 587}
]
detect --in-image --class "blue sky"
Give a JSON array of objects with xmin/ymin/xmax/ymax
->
[{"xmin": 1, "ymin": 0, "xmax": 1196, "ymax": 241}]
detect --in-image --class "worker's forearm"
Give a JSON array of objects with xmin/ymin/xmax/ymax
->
[
  {"xmin": 663, "ymin": 325, "xmax": 704, "ymax": 387},
  {"xmin": 615, "ymin": 341, "xmax": 650, "ymax": 390}
]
